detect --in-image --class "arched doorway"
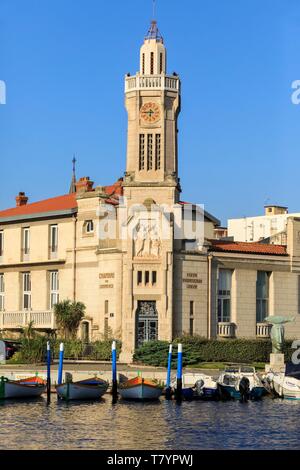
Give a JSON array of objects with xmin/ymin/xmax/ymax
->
[{"xmin": 136, "ymin": 301, "xmax": 158, "ymax": 348}]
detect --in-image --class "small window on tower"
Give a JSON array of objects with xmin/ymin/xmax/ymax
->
[
  {"xmin": 147, "ymin": 134, "xmax": 153, "ymax": 170},
  {"xmin": 155, "ymin": 134, "xmax": 161, "ymax": 170},
  {"xmin": 160, "ymin": 53, "xmax": 163, "ymax": 73},
  {"xmin": 145, "ymin": 271, "xmax": 150, "ymax": 285},
  {"xmin": 150, "ymin": 52, "xmax": 154, "ymax": 75},
  {"xmin": 139, "ymin": 134, "xmax": 145, "ymax": 170},
  {"xmin": 85, "ymin": 220, "xmax": 94, "ymax": 234},
  {"xmin": 142, "ymin": 53, "xmax": 145, "ymax": 74},
  {"xmin": 137, "ymin": 271, "xmax": 142, "ymax": 285},
  {"xmin": 152, "ymin": 271, "xmax": 157, "ymax": 285}
]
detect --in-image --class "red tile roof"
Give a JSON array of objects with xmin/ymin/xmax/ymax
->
[
  {"xmin": 0, "ymin": 193, "xmax": 77, "ymax": 219},
  {"xmin": 209, "ymin": 240, "xmax": 287, "ymax": 256},
  {"xmin": 0, "ymin": 180, "xmax": 124, "ymax": 220}
]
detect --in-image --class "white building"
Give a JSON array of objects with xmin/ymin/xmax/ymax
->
[{"xmin": 228, "ymin": 206, "xmax": 300, "ymax": 244}]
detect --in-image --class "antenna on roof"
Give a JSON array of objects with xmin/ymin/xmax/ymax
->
[
  {"xmin": 69, "ymin": 155, "xmax": 77, "ymax": 194},
  {"xmin": 152, "ymin": 0, "xmax": 156, "ymax": 20}
]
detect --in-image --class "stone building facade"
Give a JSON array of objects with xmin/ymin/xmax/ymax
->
[{"xmin": 0, "ymin": 22, "xmax": 299, "ymax": 361}]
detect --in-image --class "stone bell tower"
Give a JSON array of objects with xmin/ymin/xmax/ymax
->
[{"xmin": 123, "ymin": 20, "xmax": 181, "ymax": 205}]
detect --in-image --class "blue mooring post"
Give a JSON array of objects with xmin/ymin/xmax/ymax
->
[
  {"xmin": 112, "ymin": 340, "xmax": 118, "ymax": 402},
  {"xmin": 176, "ymin": 343, "xmax": 183, "ymax": 402},
  {"xmin": 46, "ymin": 341, "xmax": 51, "ymax": 403},
  {"xmin": 58, "ymin": 342, "xmax": 64, "ymax": 386},
  {"xmin": 165, "ymin": 344, "xmax": 172, "ymax": 400}
]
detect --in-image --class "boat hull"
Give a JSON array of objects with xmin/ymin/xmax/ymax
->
[
  {"xmin": 56, "ymin": 381, "xmax": 109, "ymax": 401},
  {"xmin": 272, "ymin": 376, "xmax": 300, "ymax": 400},
  {"xmin": 182, "ymin": 386, "xmax": 219, "ymax": 400},
  {"xmin": 1, "ymin": 382, "xmax": 46, "ymax": 399},
  {"xmin": 218, "ymin": 384, "xmax": 265, "ymax": 400},
  {"xmin": 118, "ymin": 377, "xmax": 163, "ymax": 401}
]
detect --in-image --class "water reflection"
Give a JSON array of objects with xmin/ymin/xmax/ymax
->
[{"xmin": 0, "ymin": 397, "xmax": 299, "ymax": 449}]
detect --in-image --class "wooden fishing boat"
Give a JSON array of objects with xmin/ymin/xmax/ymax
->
[
  {"xmin": 0, "ymin": 376, "xmax": 46, "ymax": 399},
  {"xmin": 118, "ymin": 376, "xmax": 163, "ymax": 401},
  {"xmin": 56, "ymin": 377, "xmax": 109, "ymax": 401}
]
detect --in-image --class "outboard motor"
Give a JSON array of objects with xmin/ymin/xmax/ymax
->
[
  {"xmin": 195, "ymin": 379, "xmax": 205, "ymax": 397},
  {"xmin": 239, "ymin": 376, "xmax": 250, "ymax": 402}
]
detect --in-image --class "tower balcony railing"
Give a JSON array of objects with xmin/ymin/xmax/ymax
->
[
  {"xmin": 0, "ymin": 310, "xmax": 56, "ymax": 330},
  {"xmin": 125, "ymin": 73, "xmax": 180, "ymax": 93}
]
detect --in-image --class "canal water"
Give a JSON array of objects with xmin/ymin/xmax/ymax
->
[{"xmin": 0, "ymin": 397, "xmax": 299, "ymax": 450}]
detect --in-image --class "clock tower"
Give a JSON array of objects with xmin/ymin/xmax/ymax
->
[{"xmin": 123, "ymin": 20, "xmax": 181, "ymax": 205}]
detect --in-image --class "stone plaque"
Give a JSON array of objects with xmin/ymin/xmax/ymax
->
[
  {"xmin": 183, "ymin": 273, "xmax": 202, "ymax": 289},
  {"xmin": 0, "ymin": 341, "xmax": 6, "ymax": 365}
]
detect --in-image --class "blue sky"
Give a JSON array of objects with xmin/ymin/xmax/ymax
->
[{"xmin": 1, "ymin": 0, "xmax": 300, "ymax": 225}]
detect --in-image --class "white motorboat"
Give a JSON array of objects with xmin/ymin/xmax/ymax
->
[
  {"xmin": 171, "ymin": 373, "xmax": 219, "ymax": 400},
  {"xmin": 265, "ymin": 362, "xmax": 300, "ymax": 400},
  {"xmin": 217, "ymin": 365, "xmax": 266, "ymax": 400}
]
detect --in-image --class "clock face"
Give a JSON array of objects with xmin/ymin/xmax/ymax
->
[{"xmin": 140, "ymin": 102, "xmax": 160, "ymax": 123}]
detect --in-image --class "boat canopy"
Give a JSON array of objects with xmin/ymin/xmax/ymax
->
[{"xmin": 285, "ymin": 362, "xmax": 300, "ymax": 378}]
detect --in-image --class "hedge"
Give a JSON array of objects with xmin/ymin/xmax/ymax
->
[
  {"xmin": 133, "ymin": 336, "xmax": 294, "ymax": 367},
  {"xmin": 11, "ymin": 338, "xmax": 122, "ymax": 364}
]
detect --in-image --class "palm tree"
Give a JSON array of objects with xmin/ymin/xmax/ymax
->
[
  {"xmin": 21, "ymin": 320, "xmax": 36, "ymax": 340},
  {"xmin": 54, "ymin": 300, "xmax": 86, "ymax": 339}
]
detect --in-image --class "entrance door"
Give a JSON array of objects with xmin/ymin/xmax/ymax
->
[{"xmin": 136, "ymin": 301, "xmax": 158, "ymax": 347}]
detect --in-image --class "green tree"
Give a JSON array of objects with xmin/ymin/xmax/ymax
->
[
  {"xmin": 54, "ymin": 300, "xmax": 86, "ymax": 339},
  {"xmin": 21, "ymin": 320, "xmax": 36, "ymax": 340}
]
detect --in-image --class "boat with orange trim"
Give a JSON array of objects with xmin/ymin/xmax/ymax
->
[
  {"xmin": 118, "ymin": 376, "xmax": 163, "ymax": 400},
  {"xmin": 0, "ymin": 376, "xmax": 46, "ymax": 399}
]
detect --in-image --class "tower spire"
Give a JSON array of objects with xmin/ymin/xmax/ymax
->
[{"xmin": 69, "ymin": 155, "xmax": 77, "ymax": 194}]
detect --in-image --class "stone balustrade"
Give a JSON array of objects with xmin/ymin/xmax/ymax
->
[
  {"xmin": 256, "ymin": 322, "xmax": 271, "ymax": 338},
  {"xmin": 217, "ymin": 322, "xmax": 236, "ymax": 338},
  {"xmin": 125, "ymin": 74, "xmax": 180, "ymax": 92},
  {"xmin": 0, "ymin": 311, "xmax": 56, "ymax": 330}
]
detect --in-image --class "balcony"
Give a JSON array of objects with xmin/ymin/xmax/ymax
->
[
  {"xmin": 256, "ymin": 322, "xmax": 271, "ymax": 338},
  {"xmin": 217, "ymin": 322, "xmax": 236, "ymax": 338},
  {"xmin": 125, "ymin": 74, "xmax": 180, "ymax": 93},
  {"xmin": 0, "ymin": 311, "xmax": 56, "ymax": 330}
]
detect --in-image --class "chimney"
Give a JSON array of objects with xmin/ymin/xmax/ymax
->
[
  {"xmin": 75, "ymin": 177, "xmax": 94, "ymax": 193},
  {"xmin": 16, "ymin": 192, "xmax": 28, "ymax": 207}
]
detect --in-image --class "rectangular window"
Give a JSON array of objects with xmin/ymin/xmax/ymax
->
[
  {"xmin": 155, "ymin": 134, "xmax": 161, "ymax": 170},
  {"xmin": 50, "ymin": 271, "xmax": 59, "ymax": 308},
  {"xmin": 190, "ymin": 301, "xmax": 194, "ymax": 317},
  {"xmin": 50, "ymin": 225, "xmax": 58, "ymax": 254},
  {"xmin": 152, "ymin": 271, "xmax": 157, "ymax": 285},
  {"xmin": 22, "ymin": 227, "xmax": 30, "ymax": 256},
  {"xmin": 137, "ymin": 271, "xmax": 142, "ymax": 285},
  {"xmin": 150, "ymin": 52, "xmax": 154, "ymax": 74},
  {"xmin": 160, "ymin": 53, "xmax": 163, "ymax": 74},
  {"xmin": 189, "ymin": 318, "xmax": 194, "ymax": 336},
  {"xmin": 0, "ymin": 274, "xmax": 4, "ymax": 311},
  {"xmin": 147, "ymin": 134, "xmax": 153, "ymax": 170},
  {"xmin": 139, "ymin": 134, "xmax": 145, "ymax": 170},
  {"xmin": 217, "ymin": 269, "xmax": 232, "ymax": 322},
  {"xmin": 23, "ymin": 272, "xmax": 31, "ymax": 310},
  {"xmin": 298, "ymin": 276, "xmax": 300, "ymax": 314},
  {"xmin": 105, "ymin": 300, "xmax": 109, "ymax": 315},
  {"xmin": 256, "ymin": 271, "xmax": 269, "ymax": 322},
  {"xmin": 0, "ymin": 231, "xmax": 3, "ymax": 257},
  {"xmin": 145, "ymin": 271, "xmax": 150, "ymax": 285},
  {"xmin": 142, "ymin": 53, "xmax": 145, "ymax": 74},
  {"xmin": 104, "ymin": 317, "xmax": 109, "ymax": 339}
]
